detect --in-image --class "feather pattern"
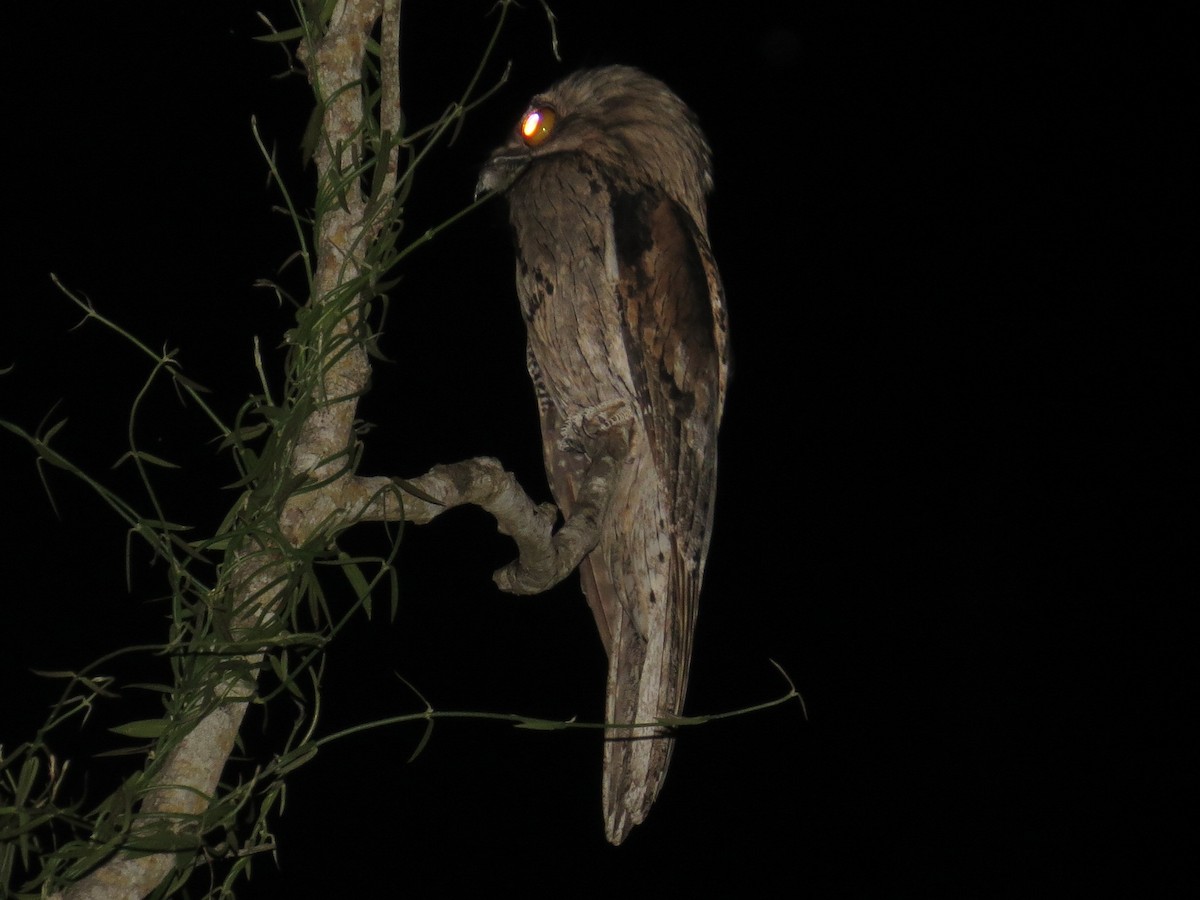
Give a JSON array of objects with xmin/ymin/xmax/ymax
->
[{"xmin": 478, "ymin": 65, "xmax": 727, "ymax": 844}]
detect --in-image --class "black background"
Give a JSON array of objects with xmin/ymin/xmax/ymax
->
[{"xmin": 1, "ymin": 2, "xmax": 1177, "ymax": 894}]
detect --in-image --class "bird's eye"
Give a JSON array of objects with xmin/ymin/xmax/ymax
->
[{"xmin": 520, "ymin": 106, "xmax": 557, "ymax": 147}]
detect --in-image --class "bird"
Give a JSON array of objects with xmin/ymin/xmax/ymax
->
[{"xmin": 476, "ymin": 65, "xmax": 728, "ymax": 844}]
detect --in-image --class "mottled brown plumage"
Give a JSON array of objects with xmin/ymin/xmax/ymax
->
[{"xmin": 477, "ymin": 65, "xmax": 728, "ymax": 844}]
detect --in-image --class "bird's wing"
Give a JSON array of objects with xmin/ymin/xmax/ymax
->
[
  {"xmin": 610, "ymin": 186, "xmax": 726, "ymax": 654},
  {"xmin": 593, "ymin": 186, "xmax": 725, "ymax": 843}
]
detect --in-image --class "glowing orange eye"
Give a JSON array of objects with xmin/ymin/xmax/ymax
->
[{"xmin": 520, "ymin": 106, "xmax": 556, "ymax": 146}]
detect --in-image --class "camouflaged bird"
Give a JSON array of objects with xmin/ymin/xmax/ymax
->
[{"xmin": 477, "ymin": 65, "xmax": 728, "ymax": 844}]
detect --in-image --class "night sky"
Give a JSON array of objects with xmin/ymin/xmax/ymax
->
[{"xmin": 2, "ymin": 2, "xmax": 1169, "ymax": 894}]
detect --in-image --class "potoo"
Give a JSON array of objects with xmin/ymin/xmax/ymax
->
[{"xmin": 477, "ymin": 66, "xmax": 728, "ymax": 844}]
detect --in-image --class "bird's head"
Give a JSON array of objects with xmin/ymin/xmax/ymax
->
[{"xmin": 476, "ymin": 65, "xmax": 712, "ymax": 223}]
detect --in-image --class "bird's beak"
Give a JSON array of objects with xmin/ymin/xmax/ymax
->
[{"xmin": 475, "ymin": 148, "xmax": 531, "ymax": 201}]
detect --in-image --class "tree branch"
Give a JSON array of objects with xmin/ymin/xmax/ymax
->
[
  {"xmin": 48, "ymin": 3, "xmax": 598, "ymax": 895},
  {"xmin": 350, "ymin": 418, "xmax": 628, "ymax": 594},
  {"xmin": 59, "ymin": 3, "xmax": 397, "ymax": 897}
]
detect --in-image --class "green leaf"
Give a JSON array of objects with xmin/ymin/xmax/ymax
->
[
  {"xmin": 513, "ymin": 717, "xmax": 573, "ymax": 731},
  {"xmin": 254, "ymin": 25, "xmax": 307, "ymax": 43},
  {"xmin": 173, "ymin": 372, "xmax": 210, "ymax": 393},
  {"xmin": 137, "ymin": 518, "xmax": 190, "ymax": 533},
  {"xmin": 394, "ymin": 478, "xmax": 442, "ymax": 506},
  {"xmin": 340, "ymin": 554, "xmax": 371, "ymax": 600},
  {"xmin": 407, "ymin": 719, "xmax": 435, "ymax": 763},
  {"xmin": 109, "ymin": 719, "xmax": 167, "ymax": 739},
  {"xmin": 112, "ymin": 450, "xmax": 181, "ymax": 470},
  {"xmin": 15, "ymin": 757, "xmax": 39, "ymax": 807},
  {"xmin": 276, "ymin": 745, "xmax": 319, "ymax": 776}
]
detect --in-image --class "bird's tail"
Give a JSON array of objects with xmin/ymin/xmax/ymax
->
[{"xmin": 600, "ymin": 592, "xmax": 687, "ymax": 845}]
